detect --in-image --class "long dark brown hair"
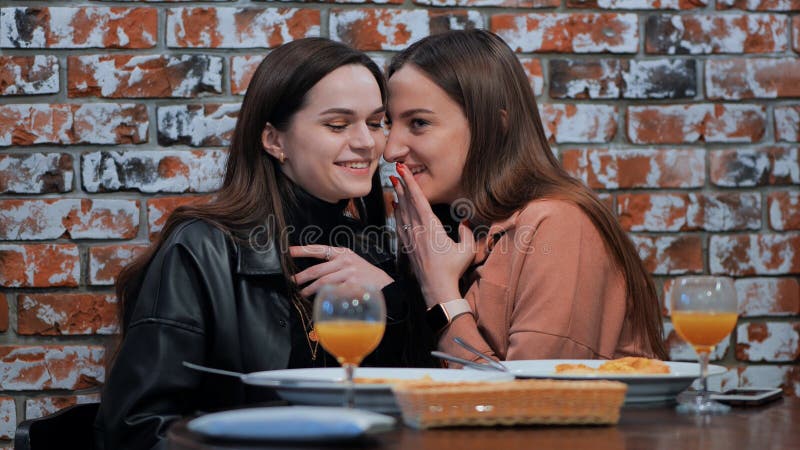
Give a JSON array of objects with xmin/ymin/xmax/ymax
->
[
  {"xmin": 388, "ymin": 30, "xmax": 668, "ymax": 359},
  {"xmin": 116, "ymin": 38, "xmax": 387, "ymax": 332}
]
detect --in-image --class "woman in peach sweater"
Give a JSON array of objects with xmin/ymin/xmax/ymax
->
[{"xmin": 385, "ymin": 29, "xmax": 668, "ymax": 362}]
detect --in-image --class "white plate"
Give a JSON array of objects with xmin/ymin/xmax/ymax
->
[
  {"xmin": 187, "ymin": 406, "xmax": 395, "ymax": 441},
  {"xmin": 243, "ymin": 367, "xmax": 514, "ymax": 413},
  {"xmin": 501, "ymin": 360, "xmax": 727, "ymax": 405}
]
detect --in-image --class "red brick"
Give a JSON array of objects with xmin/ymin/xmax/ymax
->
[
  {"xmin": 328, "ymin": 0, "xmax": 405, "ymax": 3},
  {"xmin": 664, "ymin": 322, "xmax": 730, "ymax": 362},
  {"xmin": 230, "ymin": 55, "xmax": 262, "ymax": 95},
  {"xmin": 25, "ymin": 393, "xmax": 100, "ymax": 420},
  {"xmin": 331, "ymin": 9, "xmax": 483, "ymax": 51},
  {"xmin": 769, "ymin": 191, "xmax": 800, "ymax": 231},
  {"xmin": 736, "ymin": 278, "xmax": 800, "ymax": 316},
  {"xmin": 0, "ymin": 7, "xmax": 157, "ymax": 49},
  {"xmin": 710, "ymin": 234, "xmax": 800, "ymax": 276},
  {"xmin": 167, "ymin": 7, "xmax": 320, "ymax": 48},
  {"xmin": 0, "ymin": 103, "xmax": 148, "ymax": 146},
  {"xmin": 697, "ymin": 192, "xmax": 763, "ymax": 232},
  {"xmin": 416, "ymin": 0, "xmax": 557, "ymax": 6},
  {"xmin": 550, "ymin": 59, "xmax": 697, "ymax": 99},
  {"xmin": 736, "ymin": 322, "xmax": 800, "ymax": 362},
  {"xmin": 158, "ymin": 104, "xmax": 239, "ymax": 147},
  {"xmin": 429, "ymin": 10, "xmax": 486, "ymax": 35},
  {"xmin": 0, "ymin": 244, "xmax": 79, "ymax": 288},
  {"xmin": 82, "ymin": 150, "xmax": 227, "ymax": 193},
  {"xmin": 568, "ymin": 0, "xmax": 707, "ymax": 7},
  {"xmin": 645, "ymin": 14, "xmax": 788, "ymax": 54},
  {"xmin": 627, "ymin": 104, "xmax": 766, "ymax": 144},
  {"xmin": 0, "ymin": 345, "xmax": 104, "ymax": 390},
  {"xmin": 17, "ymin": 294, "xmax": 119, "ymax": 336},
  {"xmin": 0, "ymin": 397, "xmax": 15, "ymax": 440},
  {"xmin": 148, "ymin": 196, "xmax": 213, "ymax": 239},
  {"xmin": 491, "ymin": 13, "xmax": 638, "ymax": 53},
  {"xmin": 0, "ymin": 294, "xmax": 7, "ymax": 333},
  {"xmin": 795, "ymin": 16, "xmax": 800, "ymax": 52},
  {"xmin": 518, "ymin": 57, "xmax": 544, "ymax": 96},
  {"xmin": 0, "ymin": 199, "xmax": 139, "ymax": 240},
  {"xmin": 0, "ymin": 153, "xmax": 72, "ymax": 194},
  {"xmin": 617, "ymin": 192, "xmax": 761, "ymax": 232},
  {"xmin": 540, "ymin": 104, "xmax": 616, "ymax": 143},
  {"xmin": 549, "ymin": 60, "xmax": 622, "ymax": 99},
  {"xmin": 739, "ymin": 365, "xmax": 800, "ymax": 396},
  {"xmin": 630, "ymin": 235, "xmax": 703, "ymax": 275},
  {"xmin": 717, "ymin": 0, "xmax": 800, "ymax": 10},
  {"xmin": 710, "ymin": 147, "xmax": 799, "ymax": 187},
  {"xmin": 624, "ymin": 59, "xmax": 697, "ymax": 99},
  {"xmin": 0, "ymin": 56, "xmax": 58, "ymax": 95},
  {"xmin": 561, "ymin": 148, "xmax": 705, "ymax": 189},
  {"xmin": 68, "ymin": 55, "xmax": 223, "ymax": 98},
  {"xmin": 775, "ymin": 106, "xmax": 800, "ymax": 142},
  {"xmin": 706, "ymin": 59, "xmax": 800, "ymax": 99},
  {"xmin": 89, "ymin": 245, "xmax": 149, "ymax": 286}
]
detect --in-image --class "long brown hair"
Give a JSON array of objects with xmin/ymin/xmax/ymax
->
[
  {"xmin": 116, "ymin": 38, "xmax": 388, "ymax": 331},
  {"xmin": 388, "ymin": 30, "xmax": 668, "ymax": 359}
]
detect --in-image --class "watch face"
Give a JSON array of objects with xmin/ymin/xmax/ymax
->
[{"xmin": 426, "ymin": 304, "xmax": 449, "ymax": 334}]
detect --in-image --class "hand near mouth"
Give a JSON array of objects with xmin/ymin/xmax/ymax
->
[{"xmin": 390, "ymin": 162, "xmax": 476, "ymax": 308}]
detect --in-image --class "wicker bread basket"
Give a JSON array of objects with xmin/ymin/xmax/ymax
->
[{"xmin": 391, "ymin": 379, "xmax": 627, "ymax": 429}]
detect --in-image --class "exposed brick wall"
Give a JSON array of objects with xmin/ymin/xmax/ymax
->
[{"xmin": 1, "ymin": 0, "xmax": 798, "ymax": 441}]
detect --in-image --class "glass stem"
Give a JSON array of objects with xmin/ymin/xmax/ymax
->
[
  {"xmin": 698, "ymin": 349, "xmax": 711, "ymax": 404},
  {"xmin": 343, "ymin": 363, "xmax": 356, "ymax": 408}
]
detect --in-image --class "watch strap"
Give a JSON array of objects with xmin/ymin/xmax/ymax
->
[{"xmin": 425, "ymin": 299, "xmax": 472, "ymax": 334}]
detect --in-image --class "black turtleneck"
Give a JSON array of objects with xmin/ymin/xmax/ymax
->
[{"xmin": 282, "ymin": 183, "xmax": 433, "ymax": 368}]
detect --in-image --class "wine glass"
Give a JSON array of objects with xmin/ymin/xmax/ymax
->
[
  {"xmin": 313, "ymin": 283, "xmax": 386, "ymax": 408},
  {"xmin": 669, "ymin": 276, "xmax": 738, "ymax": 415}
]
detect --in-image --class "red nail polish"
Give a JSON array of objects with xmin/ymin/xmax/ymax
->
[
  {"xmin": 396, "ymin": 163, "xmax": 405, "ymax": 176},
  {"xmin": 391, "ymin": 201, "xmax": 398, "ymax": 209},
  {"xmin": 389, "ymin": 175, "xmax": 399, "ymax": 186}
]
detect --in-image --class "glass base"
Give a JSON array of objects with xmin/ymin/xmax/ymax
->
[{"xmin": 676, "ymin": 395, "xmax": 731, "ymax": 415}]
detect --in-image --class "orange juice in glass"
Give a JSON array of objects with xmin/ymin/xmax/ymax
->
[
  {"xmin": 669, "ymin": 276, "xmax": 737, "ymax": 415},
  {"xmin": 314, "ymin": 320, "xmax": 385, "ymax": 366},
  {"xmin": 313, "ymin": 283, "xmax": 386, "ymax": 408},
  {"xmin": 671, "ymin": 311, "xmax": 738, "ymax": 354}
]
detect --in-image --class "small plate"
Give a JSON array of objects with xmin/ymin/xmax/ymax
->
[
  {"xmin": 243, "ymin": 367, "xmax": 514, "ymax": 413},
  {"xmin": 187, "ymin": 406, "xmax": 395, "ymax": 442},
  {"xmin": 501, "ymin": 360, "xmax": 727, "ymax": 405}
]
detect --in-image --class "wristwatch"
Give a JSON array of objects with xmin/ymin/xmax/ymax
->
[{"xmin": 426, "ymin": 299, "xmax": 472, "ymax": 334}]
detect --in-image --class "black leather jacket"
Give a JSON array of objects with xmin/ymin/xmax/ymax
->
[{"xmin": 94, "ymin": 194, "xmax": 434, "ymax": 450}]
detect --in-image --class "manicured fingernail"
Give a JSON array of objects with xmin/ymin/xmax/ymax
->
[
  {"xmin": 391, "ymin": 201, "xmax": 398, "ymax": 209},
  {"xmin": 389, "ymin": 175, "xmax": 399, "ymax": 186},
  {"xmin": 396, "ymin": 163, "xmax": 405, "ymax": 175}
]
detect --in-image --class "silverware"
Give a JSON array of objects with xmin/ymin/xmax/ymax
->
[
  {"xmin": 430, "ymin": 351, "xmax": 504, "ymax": 372},
  {"xmin": 182, "ymin": 361, "xmax": 245, "ymax": 379},
  {"xmin": 452, "ymin": 337, "xmax": 509, "ymax": 372},
  {"xmin": 182, "ymin": 361, "xmax": 343, "ymax": 386}
]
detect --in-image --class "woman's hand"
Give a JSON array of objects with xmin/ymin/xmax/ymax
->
[
  {"xmin": 391, "ymin": 163, "xmax": 476, "ymax": 308},
  {"xmin": 289, "ymin": 245, "xmax": 394, "ymax": 297}
]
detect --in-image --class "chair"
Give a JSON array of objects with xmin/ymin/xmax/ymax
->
[{"xmin": 15, "ymin": 403, "xmax": 99, "ymax": 450}]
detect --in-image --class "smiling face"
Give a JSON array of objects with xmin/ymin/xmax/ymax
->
[
  {"xmin": 384, "ymin": 64, "xmax": 470, "ymax": 205},
  {"xmin": 267, "ymin": 64, "xmax": 386, "ymax": 203}
]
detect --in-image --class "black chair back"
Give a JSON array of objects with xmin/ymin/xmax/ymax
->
[{"xmin": 15, "ymin": 403, "xmax": 99, "ymax": 450}]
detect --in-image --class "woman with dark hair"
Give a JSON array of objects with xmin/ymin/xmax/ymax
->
[
  {"xmin": 385, "ymin": 29, "xmax": 668, "ymax": 363},
  {"xmin": 95, "ymin": 38, "xmax": 433, "ymax": 450}
]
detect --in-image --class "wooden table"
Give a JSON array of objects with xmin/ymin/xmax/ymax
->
[{"xmin": 168, "ymin": 398, "xmax": 799, "ymax": 450}]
